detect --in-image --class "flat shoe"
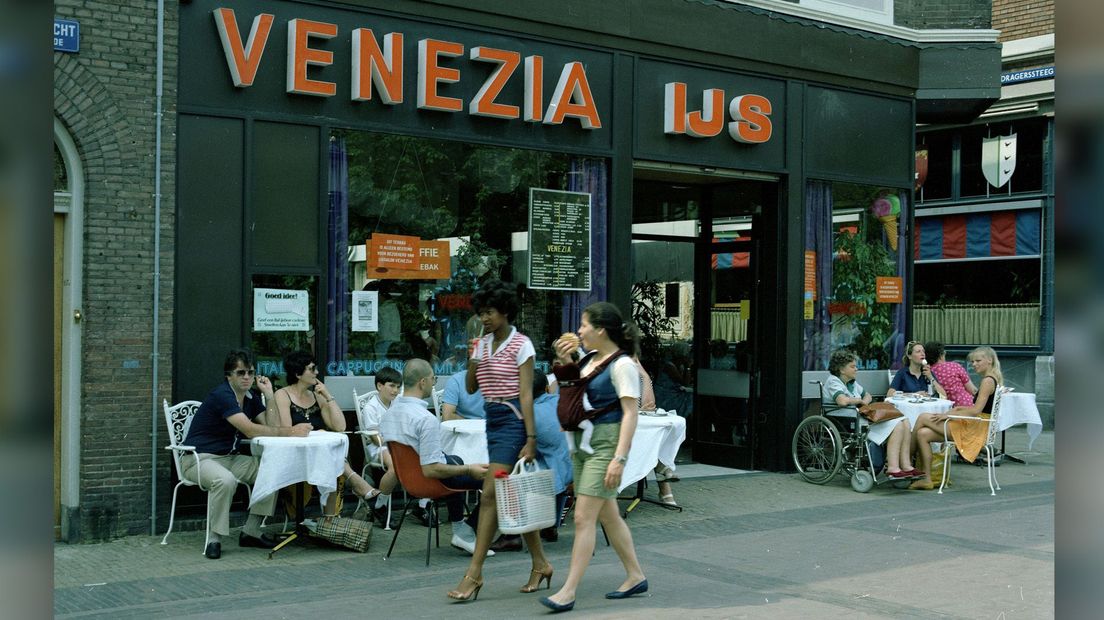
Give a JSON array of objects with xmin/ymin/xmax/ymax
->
[
  {"xmin": 908, "ymin": 480, "xmax": 935, "ymax": 491},
  {"xmin": 605, "ymin": 579, "xmax": 648, "ymax": 599},
  {"xmin": 238, "ymin": 532, "xmax": 279, "ymax": 549},
  {"xmin": 659, "ymin": 493, "xmax": 679, "ymax": 506},
  {"xmin": 539, "ymin": 596, "xmax": 575, "ymax": 612},
  {"xmin": 490, "ymin": 534, "xmax": 524, "ymax": 552},
  {"xmin": 887, "ymin": 470, "xmax": 913, "ymax": 479},
  {"xmin": 204, "ymin": 541, "xmax": 221, "ymax": 559}
]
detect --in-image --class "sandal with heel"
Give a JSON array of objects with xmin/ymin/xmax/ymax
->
[
  {"xmin": 520, "ymin": 565, "xmax": 554, "ymax": 593},
  {"xmin": 447, "ymin": 574, "xmax": 484, "ymax": 602}
]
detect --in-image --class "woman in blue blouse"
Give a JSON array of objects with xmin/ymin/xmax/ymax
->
[{"xmin": 886, "ymin": 340, "xmax": 947, "ymax": 399}]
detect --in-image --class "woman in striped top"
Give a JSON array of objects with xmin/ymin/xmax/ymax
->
[{"xmin": 448, "ymin": 280, "xmax": 552, "ymax": 602}]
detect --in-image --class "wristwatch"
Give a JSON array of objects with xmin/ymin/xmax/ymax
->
[{"xmin": 613, "ymin": 454, "xmax": 628, "ymax": 464}]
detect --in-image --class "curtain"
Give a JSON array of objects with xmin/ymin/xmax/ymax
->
[
  {"xmin": 327, "ymin": 137, "xmax": 349, "ymax": 367},
  {"xmin": 914, "ymin": 304, "xmax": 1040, "ymax": 346},
  {"xmin": 561, "ymin": 157, "xmax": 609, "ymax": 333},
  {"xmin": 803, "ymin": 181, "xmax": 833, "ymax": 371},
  {"xmin": 888, "ymin": 190, "xmax": 908, "ymax": 369}
]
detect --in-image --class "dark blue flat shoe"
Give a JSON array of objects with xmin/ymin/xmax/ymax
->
[
  {"xmin": 539, "ymin": 596, "xmax": 575, "ymax": 613},
  {"xmin": 605, "ymin": 579, "xmax": 648, "ymax": 599}
]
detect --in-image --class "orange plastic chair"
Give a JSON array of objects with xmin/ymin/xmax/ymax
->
[{"xmin": 384, "ymin": 441, "xmax": 466, "ymax": 565}]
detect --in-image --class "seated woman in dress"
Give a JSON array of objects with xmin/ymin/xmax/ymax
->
[
  {"xmin": 924, "ymin": 340, "xmax": 977, "ymax": 408},
  {"xmin": 653, "ymin": 341, "xmax": 693, "ymax": 418},
  {"xmin": 273, "ymin": 350, "xmax": 379, "ymax": 514},
  {"xmin": 886, "ymin": 340, "xmax": 947, "ymax": 399},
  {"xmin": 825, "ymin": 349, "xmax": 920, "ymax": 479},
  {"xmin": 909, "ymin": 346, "xmax": 1003, "ymax": 490}
]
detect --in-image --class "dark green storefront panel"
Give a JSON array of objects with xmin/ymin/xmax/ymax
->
[
  {"xmin": 179, "ymin": 0, "xmax": 613, "ymax": 154},
  {"xmin": 804, "ymin": 86, "xmax": 912, "ymax": 187},
  {"xmin": 251, "ymin": 122, "xmax": 320, "ymax": 269},
  {"xmin": 633, "ymin": 58, "xmax": 786, "ymax": 172},
  {"xmin": 176, "ymin": 114, "xmax": 245, "ymax": 400}
]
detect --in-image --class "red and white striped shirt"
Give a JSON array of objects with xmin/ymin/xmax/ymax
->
[{"xmin": 473, "ymin": 328, "xmax": 535, "ymax": 399}]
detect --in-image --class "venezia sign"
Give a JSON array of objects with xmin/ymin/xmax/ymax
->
[{"xmin": 211, "ymin": 7, "xmax": 602, "ymax": 129}]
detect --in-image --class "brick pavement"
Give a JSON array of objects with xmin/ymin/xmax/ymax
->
[{"xmin": 55, "ymin": 429, "xmax": 1053, "ymax": 618}]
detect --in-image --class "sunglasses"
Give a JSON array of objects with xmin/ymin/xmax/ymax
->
[{"xmin": 233, "ymin": 369, "xmax": 256, "ymax": 377}]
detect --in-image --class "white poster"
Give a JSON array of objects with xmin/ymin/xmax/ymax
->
[
  {"xmin": 253, "ymin": 288, "xmax": 310, "ymax": 332},
  {"xmin": 352, "ymin": 290, "xmax": 379, "ymax": 332}
]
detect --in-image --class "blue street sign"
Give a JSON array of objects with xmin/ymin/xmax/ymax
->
[
  {"xmin": 1000, "ymin": 66, "xmax": 1054, "ymax": 86},
  {"xmin": 54, "ymin": 19, "xmax": 80, "ymax": 53}
]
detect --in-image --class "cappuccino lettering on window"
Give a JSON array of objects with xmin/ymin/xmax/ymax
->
[
  {"xmin": 664, "ymin": 82, "xmax": 773, "ymax": 144},
  {"xmin": 210, "ymin": 8, "xmax": 603, "ymax": 130}
]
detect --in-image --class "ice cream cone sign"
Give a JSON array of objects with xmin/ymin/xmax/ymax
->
[{"xmin": 871, "ymin": 192, "xmax": 901, "ymax": 252}]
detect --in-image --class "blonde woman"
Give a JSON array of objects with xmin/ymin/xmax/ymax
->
[{"xmin": 909, "ymin": 346, "xmax": 1003, "ymax": 490}]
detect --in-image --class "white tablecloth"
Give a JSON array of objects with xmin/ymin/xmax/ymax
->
[
  {"xmin": 998, "ymin": 392, "xmax": 1043, "ymax": 450},
  {"xmin": 440, "ymin": 415, "xmax": 687, "ymax": 493},
  {"xmin": 885, "ymin": 396, "xmax": 955, "ymax": 427},
  {"xmin": 248, "ymin": 431, "xmax": 347, "ymax": 508},
  {"xmin": 828, "ymin": 397, "xmax": 953, "ymax": 444}
]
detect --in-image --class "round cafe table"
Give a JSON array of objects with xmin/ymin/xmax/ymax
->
[{"xmin": 884, "ymin": 395, "xmax": 955, "ymax": 427}]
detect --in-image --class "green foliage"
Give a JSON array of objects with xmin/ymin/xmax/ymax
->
[
  {"xmin": 631, "ymin": 279, "xmax": 674, "ymax": 372},
  {"xmin": 832, "ymin": 222, "xmax": 896, "ymax": 367}
]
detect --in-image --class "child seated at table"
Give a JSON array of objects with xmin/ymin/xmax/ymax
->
[{"xmin": 360, "ymin": 366, "xmax": 402, "ymax": 527}]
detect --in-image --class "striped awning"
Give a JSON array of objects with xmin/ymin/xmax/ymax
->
[
  {"xmin": 712, "ymin": 236, "xmax": 750, "ymax": 269},
  {"xmin": 914, "ymin": 210, "xmax": 1041, "ymax": 262}
]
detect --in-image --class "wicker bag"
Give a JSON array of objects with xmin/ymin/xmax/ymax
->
[
  {"xmin": 310, "ymin": 515, "xmax": 373, "ymax": 553},
  {"xmin": 494, "ymin": 459, "xmax": 557, "ymax": 535}
]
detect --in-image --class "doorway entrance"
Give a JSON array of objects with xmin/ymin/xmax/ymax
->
[
  {"xmin": 55, "ymin": 119, "xmax": 83, "ymax": 541},
  {"xmin": 630, "ymin": 162, "xmax": 778, "ymax": 470}
]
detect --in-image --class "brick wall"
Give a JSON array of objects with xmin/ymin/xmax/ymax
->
[
  {"xmin": 991, "ymin": 0, "xmax": 1054, "ymax": 41},
  {"xmin": 895, "ymin": 0, "xmax": 992, "ymax": 29},
  {"xmin": 53, "ymin": 0, "xmax": 177, "ymax": 542}
]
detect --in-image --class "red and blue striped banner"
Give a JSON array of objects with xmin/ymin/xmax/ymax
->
[
  {"xmin": 712, "ymin": 237, "xmax": 750, "ymax": 269},
  {"xmin": 914, "ymin": 210, "xmax": 1040, "ymax": 260}
]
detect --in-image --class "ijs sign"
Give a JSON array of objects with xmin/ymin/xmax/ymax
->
[{"xmin": 210, "ymin": 7, "xmax": 602, "ymax": 130}]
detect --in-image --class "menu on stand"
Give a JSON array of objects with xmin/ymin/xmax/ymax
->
[{"xmin": 528, "ymin": 188, "xmax": 591, "ymax": 291}]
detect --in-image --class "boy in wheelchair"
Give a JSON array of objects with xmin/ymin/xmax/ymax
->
[{"xmin": 822, "ymin": 349, "xmax": 921, "ymax": 480}]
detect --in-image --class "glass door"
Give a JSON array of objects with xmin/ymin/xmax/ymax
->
[
  {"xmin": 631, "ymin": 167, "xmax": 777, "ymax": 470},
  {"xmin": 695, "ymin": 224, "xmax": 759, "ymax": 468}
]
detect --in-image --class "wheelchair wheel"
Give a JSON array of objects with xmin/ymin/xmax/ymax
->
[
  {"xmin": 792, "ymin": 416, "xmax": 843, "ymax": 484},
  {"xmin": 850, "ymin": 470, "xmax": 874, "ymax": 493}
]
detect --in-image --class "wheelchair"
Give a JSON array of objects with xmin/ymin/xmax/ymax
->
[{"xmin": 791, "ymin": 380, "xmax": 910, "ymax": 493}]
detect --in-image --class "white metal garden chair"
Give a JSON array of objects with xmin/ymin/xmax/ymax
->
[
  {"xmin": 161, "ymin": 399, "xmax": 253, "ymax": 553},
  {"xmin": 937, "ymin": 386, "xmax": 1011, "ymax": 496}
]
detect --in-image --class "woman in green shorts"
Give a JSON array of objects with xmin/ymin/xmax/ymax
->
[{"xmin": 540, "ymin": 302, "xmax": 648, "ymax": 613}]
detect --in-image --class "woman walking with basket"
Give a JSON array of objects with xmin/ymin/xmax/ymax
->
[
  {"xmin": 447, "ymin": 280, "xmax": 552, "ymax": 602},
  {"xmin": 540, "ymin": 302, "xmax": 648, "ymax": 613}
]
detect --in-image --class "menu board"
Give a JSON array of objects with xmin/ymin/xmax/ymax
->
[{"xmin": 528, "ymin": 188, "xmax": 591, "ymax": 291}]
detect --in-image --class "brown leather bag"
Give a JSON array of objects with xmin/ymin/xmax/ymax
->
[{"xmin": 858, "ymin": 401, "xmax": 903, "ymax": 423}]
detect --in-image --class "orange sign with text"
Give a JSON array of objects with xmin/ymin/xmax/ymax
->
[
  {"xmin": 875, "ymin": 276, "xmax": 903, "ymax": 303},
  {"xmin": 367, "ymin": 235, "xmax": 450, "ymax": 279},
  {"xmin": 804, "ymin": 250, "xmax": 816, "ymax": 300}
]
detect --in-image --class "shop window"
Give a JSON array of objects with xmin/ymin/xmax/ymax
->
[
  {"xmin": 803, "ymin": 181, "xmax": 909, "ymax": 371},
  {"xmin": 250, "ymin": 274, "xmax": 318, "ymax": 384},
  {"xmin": 913, "ymin": 258, "xmax": 1041, "ymax": 347},
  {"xmin": 916, "ymin": 131, "xmax": 951, "ymax": 202},
  {"xmin": 328, "ymin": 130, "xmax": 608, "ymax": 379}
]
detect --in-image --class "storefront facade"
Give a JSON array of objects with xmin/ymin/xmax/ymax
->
[{"xmin": 55, "ymin": 0, "xmax": 999, "ymax": 540}]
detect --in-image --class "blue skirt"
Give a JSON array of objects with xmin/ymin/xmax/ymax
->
[{"xmin": 485, "ymin": 399, "xmax": 526, "ymax": 465}]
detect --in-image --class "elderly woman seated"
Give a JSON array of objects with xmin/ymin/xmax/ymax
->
[{"xmin": 824, "ymin": 349, "xmax": 921, "ymax": 479}]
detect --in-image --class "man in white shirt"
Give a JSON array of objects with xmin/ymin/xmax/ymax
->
[{"xmin": 379, "ymin": 358, "xmax": 494, "ymax": 556}]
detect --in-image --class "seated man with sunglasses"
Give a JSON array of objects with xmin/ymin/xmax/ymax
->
[{"xmin": 181, "ymin": 349, "xmax": 313, "ymax": 559}]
